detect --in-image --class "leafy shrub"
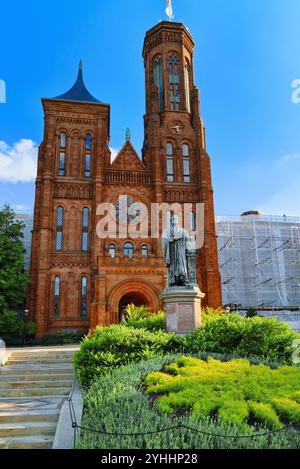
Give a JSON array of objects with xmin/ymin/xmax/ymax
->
[
  {"xmin": 185, "ymin": 314, "xmax": 299, "ymax": 364},
  {"xmin": 77, "ymin": 355, "xmax": 300, "ymax": 449},
  {"xmin": 201, "ymin": 307, "xmax": 224, "ymax": 325},
  {"xmin": 21, "ymin": 320, "xmax": 37, "ymax": 337},
  {"xmin": 43, "ymin": 331, "xmax": 84, "ymax": 346},
  {"xmin": 125, "ymin": 304, "xmax": 149, "ymax": 321},
  {"xmin": 145, "ymin": 356, "xmax": 300, "ymax": 430},
  {"xmin": 0, "ymin": 310, "xmax": 22, "ymax": 341},
  {"xmin": 126, "ymin": 312, "xmax": 166, "ymax": 332},
  {"xmin": 73, "ymin": 325, "xmax": 184, "ymax": 388}
]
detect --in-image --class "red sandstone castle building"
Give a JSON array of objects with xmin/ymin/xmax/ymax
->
[{"xmin": 28, "ymin": 21, "xmax": 222, "ymax": 337}]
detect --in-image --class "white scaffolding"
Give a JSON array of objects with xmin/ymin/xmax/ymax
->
[{"xmin": 216, "ymin": 214, "xmax": 300, "ymax": 310}]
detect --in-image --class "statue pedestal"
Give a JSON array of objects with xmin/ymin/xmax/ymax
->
[{"xmin": 160, "ymin": 286, "xmax": 205, "ymax": 334}]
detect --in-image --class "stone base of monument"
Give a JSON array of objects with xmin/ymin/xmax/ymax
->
[{"xmin": 160, "ymin": 286, "xmax": 205, "ymax": 335}]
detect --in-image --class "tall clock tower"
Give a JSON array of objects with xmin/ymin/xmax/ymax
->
[
  {"xmin": 142, "ymin": 21, "xmax": 222, "ymax": 308},
  {"xmin": 29, "ymin": 20, "xmax": 221, "ymax": 337}
]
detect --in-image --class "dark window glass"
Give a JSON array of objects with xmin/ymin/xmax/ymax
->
[
  {"xmin": 54, "ymin": 276, "xmax": 60, "ymax": 318},
  {"xmin": 167, "ymin": 160, "xmax": 174, "ymax": 182},
  {"xmin": 169, "ymin": 56, "xmax": 180, "ymax": 111},
  {"xmin": 166, "ymin": 143, "xmax": 174, "ymax": 182},
  {"xmin": 85, "ymin": 154, "xmax": 91, "ymax": 177},
  {"xmin": 56, "ymin": 207, "xmax": 64, "ymax": 251},
  {"xmin": 123, "ymin": 242, "xmax": 134, "ymax": 258},
  {"xmin": 183, "ymin": 145, "xmax": 191, "ymax": 183},
  {"xmin": 154, "ymin": 57, "xmax": 164, "ymax": 112},
  {"xmin": 80, "ymin": 277, "xmax": 88, "ymax": 319},
  {"xmin": 59, "ymin": 152, "xmax": 65, "ymax": 176},
  {"xmin": 82, "ymin": 208, "xmax": 89, "ymax": 252},
  {"xmin": 85, "ymin": 134, "xmax": 92, "ymax": 151}
]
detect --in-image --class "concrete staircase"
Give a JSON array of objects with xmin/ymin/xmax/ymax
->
[{"xmin": 0, "ymin": 347, "xmax": 78, "ymax": 449}]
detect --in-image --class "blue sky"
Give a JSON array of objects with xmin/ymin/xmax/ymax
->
[{"xmin": 1, "ymin": 0, "xmax": 300, "ymax": 216}]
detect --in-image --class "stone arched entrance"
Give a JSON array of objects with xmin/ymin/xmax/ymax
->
[
  {"xmin": 108, "ymin": 280, "xmax": 161, "ymax": 324},
  {"xmin": 119, "ymin": 292, "xmax": 148, "ymax": 322}
]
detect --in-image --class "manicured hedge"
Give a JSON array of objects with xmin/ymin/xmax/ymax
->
[
  {"xmin": 186, "ymin": 314, "xmax": 299, "ymax": 364},
  {"xmin": 73, "ymin": 325, "xmax": 183, "ymax": 389},
  {"xmin": 74, "ymin": 315, "xmax": 300, "ymax": 389},
  {"xmin": 77, "ymin": 356, "xmax": 300, "ymax": 450}
]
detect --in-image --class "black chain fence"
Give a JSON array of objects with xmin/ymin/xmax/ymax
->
[{"xmin": 67, "ymin": 395, "xmax": 293, "ymax": 450}]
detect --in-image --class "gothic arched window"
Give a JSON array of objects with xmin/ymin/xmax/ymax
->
[
  {"xmin": 80, "ymin": 277, "xmax": 88, "ymax": 319},
  {"xmin": 182, "ymin": 144, "xmax": 191, "ymax": 183},
  {"xmin": 166, "ymin": 143, "xmax": 174, "ymax": 182},
  {"xmin": 60, "ymin": 132, "xmax": 66, "ymax": 148},
  {"xmin": 81, "ymin": 208, "xmax": 89, "ymax": 252},
  {"xmin": 109, "ymin": 244, "xmax": 116, "ymax": 259},
  {"xmin": 85, "ymin": 134, "xmax": 92, "ymax": 151},
  {"xmin": 84, "ymin": 134, "xmax": 92, "ymax": 177},
  {"xmin": 58, "ymin": 133, "xmax": 66, "ymax": 176},
  {"xmin": 55, "ymin": 207, "xmax": 64, "ymax": 251},
  {"xmin": 141, "ymin": 245, "xmax": 148, "ymax": 258},
  {"xmin": 54, "ymin": 276, "xmax": 60, "ymax": 319},
  {"xmin": 123, "ymin": 242, "xmax": 134, "ymax": 258},
  {"xmin": 154, "ymin": 57, "xmax": 164, "ymax": 112},
  {"xmin": 184, "ymin": 62, "xmax": 191, "ymax": 113},
  {"xmin": 169, "ymin": 55, "xmax": 180, "ymax": 111}
]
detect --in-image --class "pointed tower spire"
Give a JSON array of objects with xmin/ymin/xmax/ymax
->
[{"xmin": 53, "ymin": 61, "xmax": 101, "ymax": 103}]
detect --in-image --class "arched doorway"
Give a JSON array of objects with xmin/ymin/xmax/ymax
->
[
  {"xmin": 107, "ymin": 279, "xmax": 161, "ymax": 324},
  {"xmin": 119, "ymin": 292, "xmax": 148, "ymax": 322}
]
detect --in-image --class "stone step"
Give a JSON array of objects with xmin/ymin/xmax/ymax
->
[
  {"xmin": 0, "ymin": 397, "xmax": 64, "ymax": 408},
  {"xmin": 0, "ymin": 435, "xmax": 54, "ymax": 449},
  {"xmin": 0, "ymin": 409, "xmax": 60, "ymax": 424},
  {"xmin": 0, "ymin": 387, "xmax": 72, "ymax": 398},
  {"xmin": 0, "ymin": 380, "xmax": 73, "ymax": 389},
  {"xmin": 9, "ymin": 354, "xmax": 75, "ymax": 361},
  {"xmin": 7, "ymin": 358, "xmax": 74, "ymax": 365},
  {"xmin": 0, "ymin": 421, "xmax": 57, "ymax": 438},
  {"xmin": 0, "ymin": 373, "xmax": 74, "ymax": 382},
  {"xmin": 0, "ymin": 366, "xmax": 73, "ymax": 375},
  {"xmin": 10, "ymin": 351, "xmax": 75, "ymax": 356}
]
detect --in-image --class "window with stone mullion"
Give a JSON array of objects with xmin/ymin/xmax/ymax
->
[{"xmin": 81, "ymin": 208, "xmax": 89, "ymax": 252}]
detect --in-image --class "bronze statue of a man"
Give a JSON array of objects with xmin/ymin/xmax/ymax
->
[{"xmin": 162, "ymin": 213, "xmax": 197, "ymax": 288}]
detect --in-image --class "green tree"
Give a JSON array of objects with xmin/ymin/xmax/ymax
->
[{"xmin": 0, "ymin": 204, "xmax": 29, "ymax": 315}]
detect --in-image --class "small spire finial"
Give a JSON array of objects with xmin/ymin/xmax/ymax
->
[
  {"xmin": 79, "ymin": 59, "xmax": 83, "ymax": 70},
  {"xmin": 126, "ymin": 128, "xmax": 131, "ymax": 141}
]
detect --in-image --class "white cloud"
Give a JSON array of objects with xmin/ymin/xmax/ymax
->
[
  {"xmin": 0, "ymin": 139, "xmax": 38, "ymax": 183},
  {"xmin": 280, "ymin": 153, "xmax": 300, "ymax": 162},
  {"xmin": 258, "ymin": 153, "xmax": 300, "ymax": 217},
  {"xmin": 13, "ymin": 204, "xmax": 31, "ymax": 212},
  {"xmin": 110, "ymin": 147, "xmax": 119, "ymax": 162}
]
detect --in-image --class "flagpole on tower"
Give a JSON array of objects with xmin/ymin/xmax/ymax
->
[{"xmin": 166, "ymin": 0, "xmax": 175, "ymax": 22}]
